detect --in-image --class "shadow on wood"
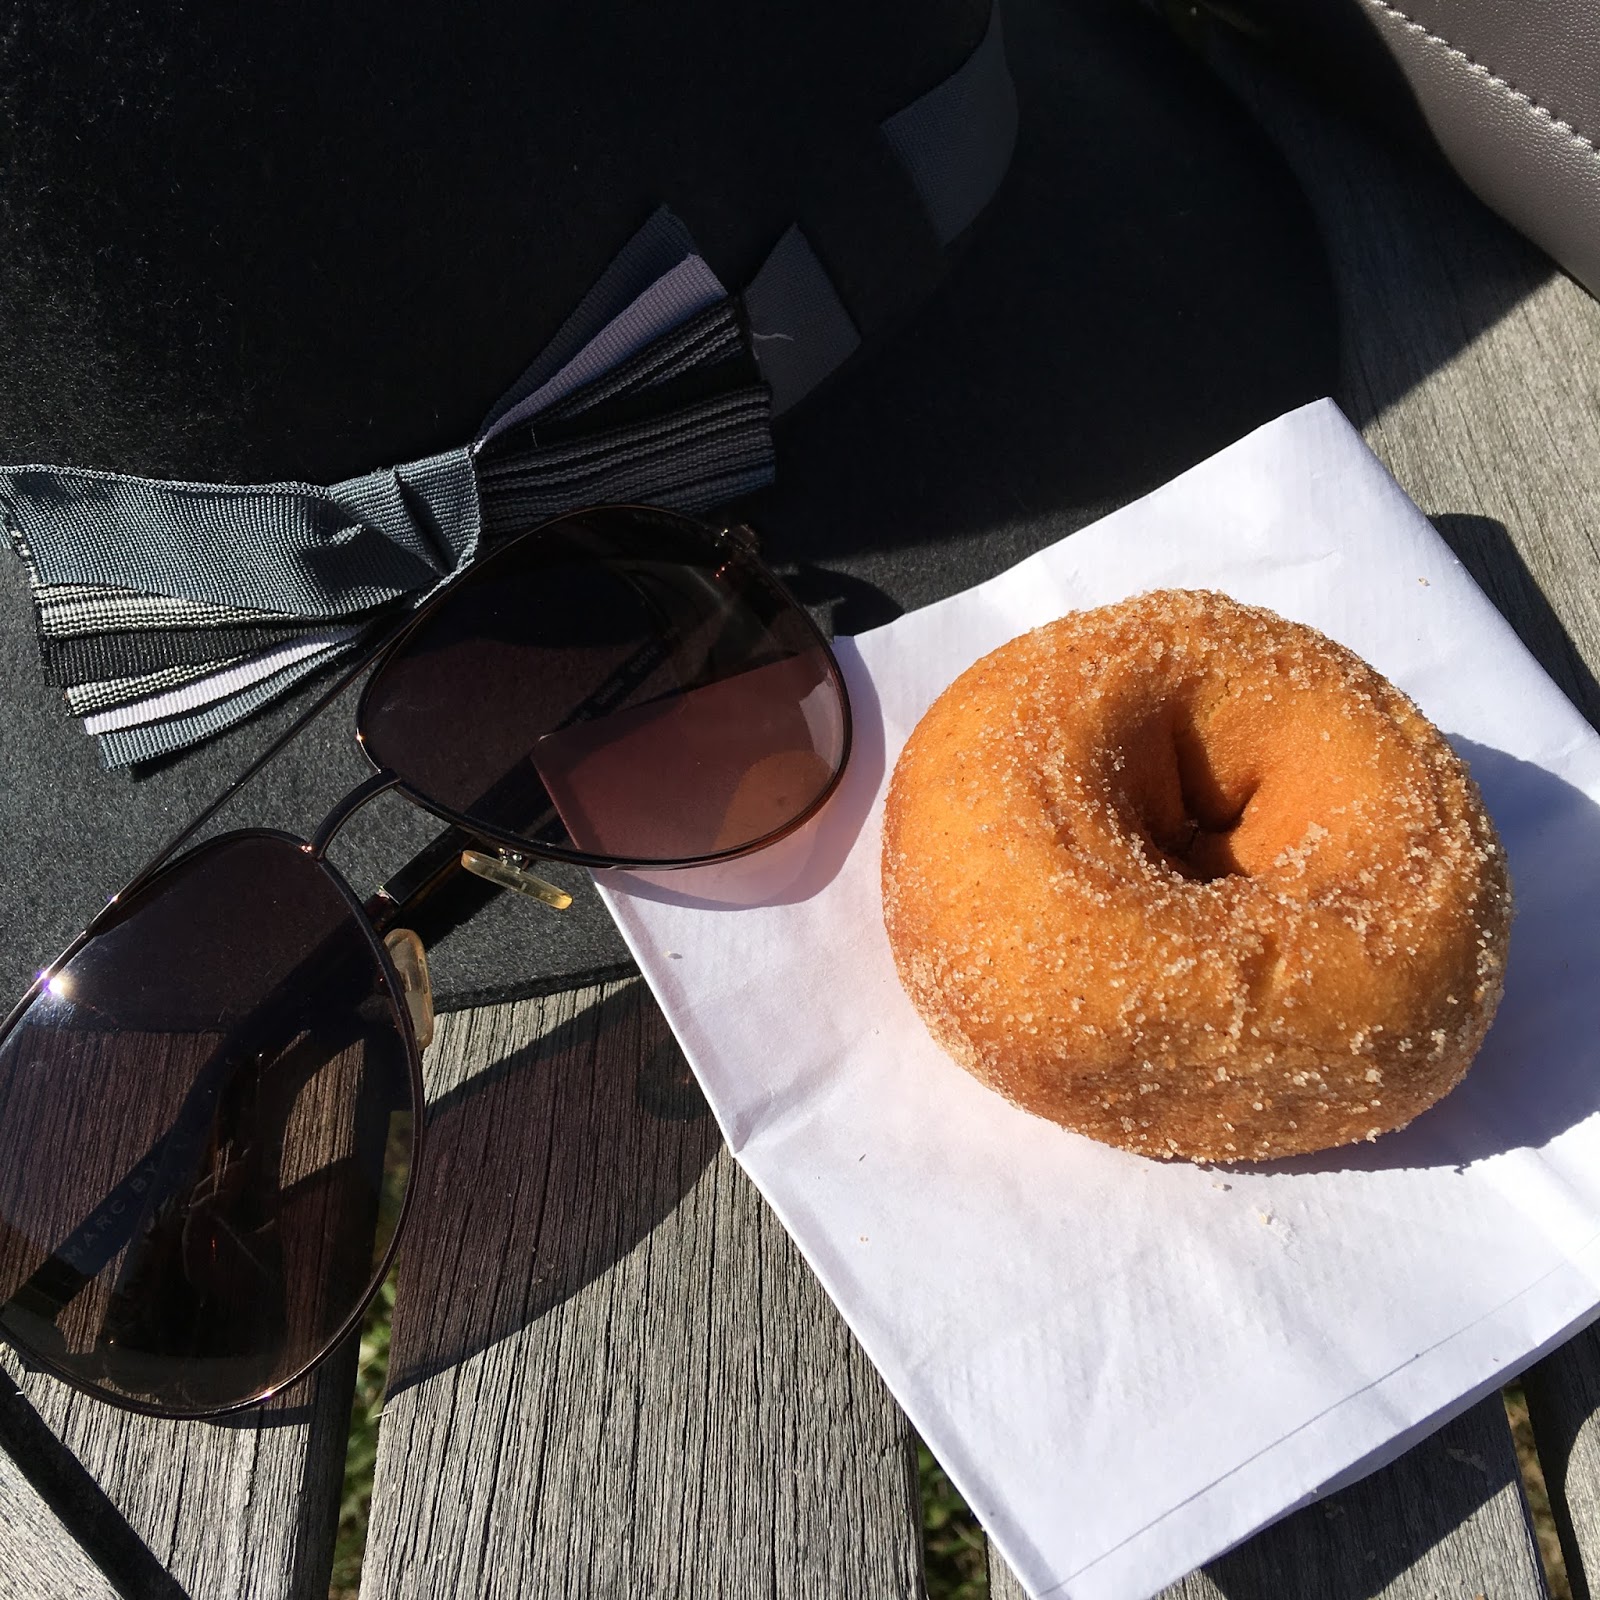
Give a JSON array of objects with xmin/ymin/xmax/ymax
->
[
  {"xmin": 1525, "ymin": 1321, "xmax": 1600, "ymax": 1600},
  {"xmin": 360, "ymin": 977, "xmax": 928, "ymax": 1598},
  {"xmin": 1184, "ymin": 1396, "xmax": 1549, "ymax": 1600},
  {"xmin": 1430, "ymin": 514, "xmax": 1600, "ymax": 734},
  {"xmin": 385, "ymin": 979, "xmax": 719, "ymax": 1395},
  {"xmin": 0, "ymin": 1367, "xmax": 190, "ymax": 1600},
  {"xmin": 1204, "ymin": 25, "xmax": 1560, "ymax": 439}
]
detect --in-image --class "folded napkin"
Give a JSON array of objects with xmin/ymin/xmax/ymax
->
[{"xmin": 597, "ymin": 398, "xmax": 1600, "ymax": 1600}]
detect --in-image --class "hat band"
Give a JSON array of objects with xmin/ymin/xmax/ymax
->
[
  {"xmin": 0, "ymin": 1, "xmax": 1015, "ymax": 767},
  {"xmin": 747, "ymin": 0, "xmax": 1016, "ymax": 415}
]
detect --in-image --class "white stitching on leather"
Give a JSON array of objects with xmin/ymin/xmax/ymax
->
[{"xmin": 1359, "ymin": 0, "xmax": 1600, "ymax": 161}]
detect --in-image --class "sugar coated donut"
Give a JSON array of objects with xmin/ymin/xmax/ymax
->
[{"xmin": 881, "ymin": 590, "xmax": 1511, "ymax": 1161}]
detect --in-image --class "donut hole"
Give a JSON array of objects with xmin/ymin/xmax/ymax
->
[
  {"xmin": 1112, "ymin": 677, "xmax": 1366, "ymax": 889},
  {"xmin": 1119, "ymin": 700, "xmax": 1257, "ymax": 882},
  {"xmin": 1166, "ymin": 719, "xmax": 1255, "ymax": 881}
]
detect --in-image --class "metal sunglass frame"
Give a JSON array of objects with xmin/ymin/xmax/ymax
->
[
  {"xmin": 0, "ymin": 502, "xmax": 853, "ymax": 1417},
  {"xmin": 142, "ymin": 503, "xmax": 854, "ymax": 912}
]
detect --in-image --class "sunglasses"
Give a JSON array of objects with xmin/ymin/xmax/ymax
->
[{"xmin": 0, "ymin": 504, "xmax": 851, "ymax": 1418}]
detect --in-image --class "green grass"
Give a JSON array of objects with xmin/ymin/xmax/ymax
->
[
  {"xmin": 919, "ymin": 1439, "xmax": 989, "ymax": 1599},
  {"xmin": 328, "ymin": 1272, "xmax": 396, "ymax": 1600},
  {"xmin": 1503, "ymin": 1384, "xmax": 1572, "ymax": 1600}
]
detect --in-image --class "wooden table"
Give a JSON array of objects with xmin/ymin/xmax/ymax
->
[{"xmin": 4, "ymin": 28, "xmax": 1600, "ymax": 1600}]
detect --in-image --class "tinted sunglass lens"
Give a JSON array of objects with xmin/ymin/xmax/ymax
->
[
  {"xmin": 0, "ymin": 834, "xmax": 416, "ymax": 1415},
  {"xmin": 358, "ymin": 507, "xmax": 849, "ymax": 863}
]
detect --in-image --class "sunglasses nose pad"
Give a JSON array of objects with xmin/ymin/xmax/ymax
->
[
  {"xmin": 383, "ymin": 928, "xmax": 435, "ymax": 1050},
  {"xmin": 458, "ymin": 849, "xmax": 574, "ymax": 910}
]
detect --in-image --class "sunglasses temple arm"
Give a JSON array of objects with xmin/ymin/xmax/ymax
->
[{"xmin": 364, "ymin": 825, "xmax": 479, "ymax": 936}]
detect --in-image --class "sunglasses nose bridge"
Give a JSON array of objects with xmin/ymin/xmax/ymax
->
[{"xmin": 306, "ymin": 769, "xmax": 405, "ymax": 860}]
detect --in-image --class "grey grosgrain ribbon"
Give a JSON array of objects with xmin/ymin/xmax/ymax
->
[
  {"xmin": 0, "ymin": 2, "xmax": 1015, "ymax": 768},
  {"xmin": 2, "ymin": 207, "xmax": 774, "ymax": 767}
]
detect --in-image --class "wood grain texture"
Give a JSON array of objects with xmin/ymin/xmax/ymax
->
[
  {"xmin": 987, "ymin": 1394, "xmax": 1547, "ymax": 1600},
  {"xmin": 1, "ymin": 1336, "xmax": 355, "ymax": 1599},
  {"xmin": 0, "ymin": 1447, "xmax": 119, "ymax": 1600},
  {"xmin": 987, "ymin": 1549, "xmax": 1030, "ymax": 1600},
  {"xmin": 359, "ymin": 979, "xmax": 924, "ymax": 1600},
  {"xmin": 1525, "ymin": 1325, "xmax": 1600, "ymax": 1600},
  {"xmin": 1212, "ymin": 30, "xmax": 1600, "ymax": 721}
]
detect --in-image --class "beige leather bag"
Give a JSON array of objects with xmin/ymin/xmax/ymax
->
[{"xmin": 1184, "ymin": 0, "xmax": 1600, "ymax": 298}]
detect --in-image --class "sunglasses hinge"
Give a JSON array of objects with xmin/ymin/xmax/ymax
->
[{"xmin": 719, "ymin": 521, "xmax": 760, "ymax": 553}]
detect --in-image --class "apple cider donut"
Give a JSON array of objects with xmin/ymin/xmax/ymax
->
[{"xmin": 881, "ymin": 590, "xmax": 1511, "ymax": 1162}]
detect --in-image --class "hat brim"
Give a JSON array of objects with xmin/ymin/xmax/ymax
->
[{"xmin": 0, "ymin": 0, "xmax": 1334, "ymax": 1011}]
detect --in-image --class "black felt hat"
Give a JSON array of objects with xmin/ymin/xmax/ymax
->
[{"xmin": 0, "ymin": 0, "xmax": 1335, "ymax": 1008}]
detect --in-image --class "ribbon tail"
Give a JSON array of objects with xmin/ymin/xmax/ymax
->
[{"xmin": 0, "ymin": 448, "xmax": 475, "ymax": 767}]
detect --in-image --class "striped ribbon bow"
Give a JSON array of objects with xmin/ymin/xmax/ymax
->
[
  {"xmin": 0, "ymin": 2, "xmax": 1016, "ymax": 767},
  {"xmin": 0, "ymin": 210, "xmax": 773, "ymax": 768}
]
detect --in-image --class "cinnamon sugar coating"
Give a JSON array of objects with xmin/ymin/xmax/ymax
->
[{"xmin": 881, "ymin": 590, "xmax": 1511, "ymax": 1161}]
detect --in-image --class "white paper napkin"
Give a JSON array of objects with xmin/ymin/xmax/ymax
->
[{"xmin": 596, "ymin": 399, "xmax": 1600, "ymax": 1600}]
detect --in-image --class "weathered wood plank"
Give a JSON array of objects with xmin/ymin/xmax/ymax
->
[
  {"xmin": 1524, "ymin": 1326, "xmax": 1600, "ymax": 1600},
  {"xmin": 359, "ymin": 979, "xmax": 924, "ymax": 1599},
  {"xmin": 1, "ymin": 1335, "xmax": 355, "ymax": 1599},
  {"xmin": 0, "ymin": 1439, "xmax": 119, "ymax": 1600},
  {"xmin": 987, "ymin": 1551, "xmax": 1029, "ymax": 1600},
  {"xmin": 1209, "ymin": 28, "xmax": 1600, "ymax": 710},
  {"xmin": 985, "ymin": 1394, "xmax": 1546, "ymax": 1600}
]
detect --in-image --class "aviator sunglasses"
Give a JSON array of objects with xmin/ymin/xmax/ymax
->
[{"xmin": 0, "ymin": 504, "xmax": 852, "ymax": 1417}]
